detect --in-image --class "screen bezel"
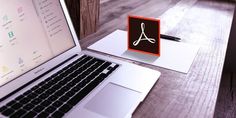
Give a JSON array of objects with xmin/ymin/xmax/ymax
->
[{"xmin": 0, "ymin": 0, "xmax": 81, "ymax": 100}]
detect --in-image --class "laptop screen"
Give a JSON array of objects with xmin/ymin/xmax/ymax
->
[{"xmin": 0, "ymin": 0, "xmax": 75, "ymax": 85}]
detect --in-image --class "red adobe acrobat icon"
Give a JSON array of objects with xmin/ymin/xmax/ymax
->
[{"xmin": 128, "ymin": 15, "xmax": 160, "ymax": 56}]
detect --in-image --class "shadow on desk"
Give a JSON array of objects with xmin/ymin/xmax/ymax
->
[{"xmin": 214, "ymin": 4, "xmax": 236, "ymax": 118}]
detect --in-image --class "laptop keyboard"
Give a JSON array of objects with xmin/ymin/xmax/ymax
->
[{"xmin": 0, "ymin": 55, "xmax": 119, "ymax": 118}]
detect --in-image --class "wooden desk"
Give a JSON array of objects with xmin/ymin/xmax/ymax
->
[{"xmin": 79, "ymin": 0, "xmax": 235, "ymax": 117}]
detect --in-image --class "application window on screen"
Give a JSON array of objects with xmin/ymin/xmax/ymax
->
[{"xmin": 0, "ymin": 0, "xmax": 75, "ymax": 85}]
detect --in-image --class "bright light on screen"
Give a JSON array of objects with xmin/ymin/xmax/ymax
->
[{"xmin": 0, "ymin": 0, "xmax": 75, "ymax": 86}]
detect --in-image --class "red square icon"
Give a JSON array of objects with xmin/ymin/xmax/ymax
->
[{"xmin": 128, "ymin": 15, "xmax": 160, "ymax": 56}]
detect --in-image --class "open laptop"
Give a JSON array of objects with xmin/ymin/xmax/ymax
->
[{"xmin": 0, "ymin": 0, "xmax": 161, "ymax": 118}]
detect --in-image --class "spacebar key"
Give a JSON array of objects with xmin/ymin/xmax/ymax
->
[{"xmin": 67, "ymin": 80, "xmax": 100, "ymax": 106}]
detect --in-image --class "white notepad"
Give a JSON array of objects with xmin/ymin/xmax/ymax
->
[{"xmin": 88, "ymin": 30, "xmax": 199, "ymax": 73}]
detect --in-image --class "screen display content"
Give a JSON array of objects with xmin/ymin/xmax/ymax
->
[{"xmin": 0, "ymin": 0, "xmax": 75, "ymax": 86}]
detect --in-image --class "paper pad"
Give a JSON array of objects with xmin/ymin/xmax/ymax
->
[{"xmin": 88, "ymin": 30, "xmax": 199, "ymax": 73}]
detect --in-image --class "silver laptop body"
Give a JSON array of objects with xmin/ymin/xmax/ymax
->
[{"xmin": 0, "ymin": 0, "xmax": 160, "ymax": 118}]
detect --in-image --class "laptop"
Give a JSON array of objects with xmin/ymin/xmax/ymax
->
[{"xmin": 0, "ymin": 0, "xmax": 161, "ymax": 118}]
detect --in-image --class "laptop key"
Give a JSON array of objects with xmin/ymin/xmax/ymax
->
[
  {"xmin": 10, "ymin": 109, "xmax": 26, "ymax": 118},
  {"xmin": 54, "ymin": 90, "xmax": 64, "ymax": 97},
  {"xmin": 76, "ymin": 74, "xmax": 87, "ymax": 81},
  {"xmin": 111, "ymin": 64, "xmax": 119, "ymax": 71},
  {"xmin": 45, "ymin": 89, "xmax": 55, "ymax": 95},
  {"xmin": 41, "ymin": 100, "xmax": 51, "ymax": 107},
  {"xmin": 45, "ymin": 106, "xmax": 57, "ymax": 113},
  {"xmin": 34, "ymin": 88, "xmax": 44, "ymax": 94},
  {"xmin": 33, "ymin": 105, "xmax": 44, "ymax": 112},
  {"xmin": 0, "ymin": 106, "xmax": 7, "ymax": 112},
  {"xmin": 96, "ymin": 73, "xmax": 107, "ymax": 82},
  {"xmin": 77, "ymin": 82, "xmax": 86, "ymax": 89},
  {"xmin": 19, "ymin": 97, "xmax": 31, "ymax": 104},
  {"xmin": 11, "ymin": 103, "xmax": 22, "ymax": 110},
  {"xmin": 83, "ymin": 70, "xmax": 92, "ymax": 76},
  {"xmin": 94, "ymin": 62, "xmax": 111, "ymax": 74},
  {"xmin": 38, "ymin": 93, "xmax": 50, "ymax": 99},
  {"xmin": 68, "ymin": 71, "xmax": 79, "ymax": 78},
  {"xmin": 65, "ymin": 91, "xmax": 75, "ymax": 98},
  {"xmin": 23, "ymin": 103, "xmax": 35, "ymax": 110},
  {"xmin": 22, "ymin": 111, "xmax": 37, "ymax": 118},
  {"xmin": 48, "ymin": 95, "xmax": 58, "ymax": 102},
  {"xmin": 58, "ymin": 96, "xmax": 70, "ymax": 102},
  {"xmin": 48, "ymin": 79, "xmax": 57, "ymax": 85},
  {"xmin": 51, "ymin": 76, "xmax": 61, "ymax": 82},
  {"xmin": 2, "ymin": 108, "xmax": 15, "ymax": 116},
  {"xmin": 37, "ymin": 111, "xmax": 49, "ymax": 118},
  {"xmin": 59, "ymin": 104, "xmax": 73, "ymax": 113},
  {"xmin": 52, "ymin": 101, "xmax": 63, "ymax": 108},
  {"xmin": 59, "ymin": 70, "xmax": 70, "ymax": 77},
  {"xmin": 58, "ymin": 79, "xmax": 68, "ymax": 85},
  {"xmin": 51, "ymin": 84, "xmax": 62, "ymax": 91},
  {"xmin": 38, "ymin": 80, "xmax": 47, "ymax": 87},
  {"xmin": 27, "ymin": 93, "xmax": 38, "ymax": 99},
  {"xmin": 30, "ymin": 85, "xmax": 40, "ymax": 91},
  {"xmin": 71, "ymin": 86, "xmax": 81, "ymax": 93},
  {"xmin": 41, "ymin": 83, "xmax": 51, "ymax": 90},
  {"xmin": 71, "ymin": 77, "xmax": 82, "ymax": 84},
  {"xmin": 31, "ymin": 98, "xmax": 42, "ymax": 105},
  {"xmin": 60, "ymin": 86, "xmax": 70, "ymax": 93},
  {"xmin": 67, "ymin": 81, "xmax": 77, "ymax": 87},
  {"xmin": 23, "ymin": 90, "xmax": 32, "ymax": 96},
  {"xmin": 15, "ymin": 95, "xmax": 24, "ymax": 101},
  {"xmin": 51, "ymin": 111, "xmax": 65, "ymax": 118},
  {"xmin": 67, "ymin": 93, "xmax": 83, "ymax": 106},
  {"xmin": 6, "ymin": 100, "xmax": 17, "ymax": 107}
]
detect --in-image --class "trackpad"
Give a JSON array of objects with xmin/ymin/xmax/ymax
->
[{"xmin": 85, "ymin": 83, "xmax": 141, "ymax": 118}]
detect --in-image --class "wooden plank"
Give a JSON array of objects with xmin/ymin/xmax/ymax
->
[
  {"xmin": 80, "ymin": 0, "xmax": 100, "ymax": 39},
  {"xmin": 66, "ymin": 0, "xmax": 100, "ymax": 39}
]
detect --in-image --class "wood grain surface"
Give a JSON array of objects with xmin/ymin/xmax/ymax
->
[
  {"xmin": 66, "ymin": 0, "xmax": 100, "ymax": 39},
  {"xmin": 79, "ymin": 0, "xmax": 235, "ymax": 118}
]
